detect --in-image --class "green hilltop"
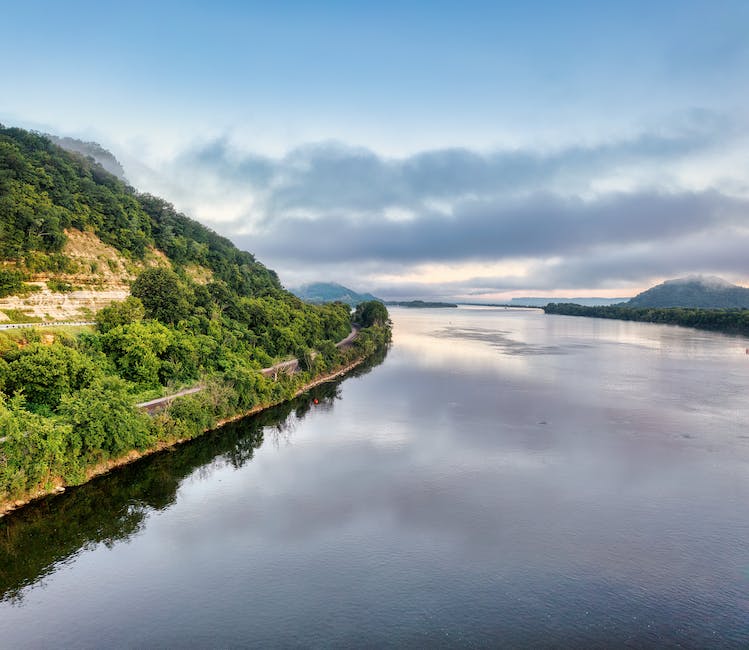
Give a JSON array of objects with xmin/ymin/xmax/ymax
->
[
  {"xmin": 544, "ymin": 275, "xmax": 749, "ymax": 336},
  {"xmin": 626, "ymin": 276, "xmax": 749, "ymax": 309},
  {"xmin": 0, "ymin": 125, "xmax": 391, "ymax": 510},
  {"xmin": 0, "ymin": 125, "xmax": 280, "ymax": 298},
  {"xmin": 46, "ymin": 135, "xmax": 127, "ymax": 181}
]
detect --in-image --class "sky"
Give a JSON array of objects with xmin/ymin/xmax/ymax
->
[{"xmin": 2, "ymin": 0, "xmax": 748, "ymax": 300}]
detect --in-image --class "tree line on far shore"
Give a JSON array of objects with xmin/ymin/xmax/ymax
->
[{"xmin": 544, "ymin": 303, "xmax": 749, "ymax": 337}]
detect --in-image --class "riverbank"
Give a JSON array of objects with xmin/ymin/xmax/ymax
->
[
  {"xmin": 0, "ymin": 353, "xmax": 372, "ymax": 518},
  {"xmin": 544, "ymin": 303, "xmax": 749, "ymax": 337}
]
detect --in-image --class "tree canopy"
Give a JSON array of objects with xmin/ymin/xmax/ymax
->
[
  {"xmin": 353, "ymin": 300, "xmax": 390, "ymax": 328},
  {"xmin": 0, "ymin": 125, "xmax": 280, "ymax": 296},
  {"xmin": 0, "ymin": 125, "xmax": 393, "ymax": 507},
  {"xmin": 131, "ymin": 268, "xmax": 191, "ymax": 325}
]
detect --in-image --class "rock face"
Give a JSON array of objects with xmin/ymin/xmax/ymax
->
[
  {"xmin": 0, "ymin": 229, "xmax": 165, "ymax": 322},
  {"xmin": 626, "ymin": 276, "xmax": 749, "ymax": 309}
]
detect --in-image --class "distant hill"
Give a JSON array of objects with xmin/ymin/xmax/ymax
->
[
  {"xmin": 386, "ymin": 300, "xmax": 457, "ymax": 308},
  {"xmin": 508, "ymin": 297, "xmax": 629, "ymax": 307},
  {"xmin": 291, "ymin": 282, "xmax": 381, "ymax": 306},
  {"xmin": 626, "ymin": 276, "xmax": 749, "ymax": 309},
  {"xmin": 46, "ymin": 135, "xmax": 127, "ymax": 180}
]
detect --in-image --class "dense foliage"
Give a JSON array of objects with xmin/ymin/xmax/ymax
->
[
  {"xmin": 544, "ymin": 303, "xmax": 749, "ymax": 336},
  {"xmin": 0, "ymin": 269, "xmax": 28, "ymax": 298},
  {"xmin": 0, "ymin": 310, "xmax": 389, "ymax": 499},
  {"xmin": 0, "ymin": 126, "xmax": 392, "ymax": 506},
  {"xmin": 0, "ymin": 278, "xmax": 389, "ymax": 499},
  {"xmin": 353, "ymin": 300, "xmax": 390, "ymax": 328},
  {"xmin": 0, "ymin": 125, "xmax": 279, "ymax": 295}
]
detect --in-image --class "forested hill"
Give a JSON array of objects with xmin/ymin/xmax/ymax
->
[
  {"xmin": 626, "ymin": 276, "xmax": 749, "ymax": 309},
  {"xmin": 0, "ymin": 125, "xmax": 279, "ymax": 298},
  {"xmin": 291, "ymin": 282, "xmax": 381, "ymax": 306},
  {"xmin": 0, "ymin": 125, "xmax": 393, "ymax": 511}
]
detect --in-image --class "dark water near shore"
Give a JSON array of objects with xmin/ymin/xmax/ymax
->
[{"xmin": 1, "ymin": 307, "xmax": 748, "ymax": 647}]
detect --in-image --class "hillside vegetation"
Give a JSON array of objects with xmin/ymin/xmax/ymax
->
[
  {"xmin": 46, "ymin": 135, "xmax": 127, "ymax": 180},
  {"xmin": 0, "ymin": 126, "xmax": 391, "ymax": 509},
  {"xmin": 626, "ymin": 276, "xmax": 749, "ymax": 309},
  {"xmin": 0, "ymin": 125, "xmax": 279, "ymax": 297},
  {"xmin": 544, "ymin": 276, "xmax": 749, "ymax": 336}
]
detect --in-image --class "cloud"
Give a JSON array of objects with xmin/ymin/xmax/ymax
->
[
  {"xmin": 123, "ymin": 112, "xmax": 749, "ymax": 297},
  {"xmin": 163, "ymin": 112, "xmax": 736, "ymax": 213},
  {"xmin": 243, "ymin": 190, "xmax": 744, "ymax": 263}
]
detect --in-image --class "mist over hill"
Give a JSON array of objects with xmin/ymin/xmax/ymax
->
[
  {"xmin": 46, "ymin": 135, "xmax": 127, "ymax": 181},
  {"xmin": 626, "ymin": 276, "xmax": 749, "ymax": 309},
  {"xmin": 290, "ymin": 282, "xmax": 381, "ymax": 306}
]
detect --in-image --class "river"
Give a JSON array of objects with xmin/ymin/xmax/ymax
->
[{"xmin": 1, "ymin": 306, "xmax": 748, "ymax": 647}]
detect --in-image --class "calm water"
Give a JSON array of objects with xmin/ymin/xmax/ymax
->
[{"xmin": 1, "ymin": 307, "xmax": 748, "ymax": 648}]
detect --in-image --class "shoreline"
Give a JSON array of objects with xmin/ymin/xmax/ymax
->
[{"xmin": 0, "ymin": 355, "xmax": 367, "ymax": 518}]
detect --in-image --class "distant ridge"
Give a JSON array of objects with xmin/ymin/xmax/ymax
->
[
  {"xmin": 626, "ymin": 276, "xmax": 749, "ymax": 309},
  {"xmin": 291, "ymin": 282, "xmax": 382, "ymax": 306},
  {"xmin": 386, "ymin": 300, "xmax": 457, "ymax": 308},
  {"xmin": 508, "ymin": 297, "xmax": 629, "ymax": 307}
]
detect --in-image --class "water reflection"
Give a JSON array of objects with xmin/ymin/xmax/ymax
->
[
  {"xmin": 434, "ymin": 325, "xmax": 592, "ymax": 355},
  {"xmin": 0, "ymin": 349, "xmax": 387, "ymax": 604},
  {"xmin": 1, "ymin": 312, "xmax": 748, "ymax": 647}
]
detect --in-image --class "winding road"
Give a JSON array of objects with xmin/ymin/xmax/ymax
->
[
  {"xmin": 136, "ymin": 326, "xmax": 360, "ymax": 414},
  {"xmin": 0, "ymin": 325, "xmax": 361, "ymax": 435},
  {"xmin": 0, "ymin": 321, "xmax": 95, "ymax": 330}
]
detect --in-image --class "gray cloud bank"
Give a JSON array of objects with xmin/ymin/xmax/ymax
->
[
  {"xmin": 244, "ymin": 190, "xmax": 743, "ymax": 263},
  {"xmin": 127, "ymin": 113, "xmax": 749, "ymax": 297}
]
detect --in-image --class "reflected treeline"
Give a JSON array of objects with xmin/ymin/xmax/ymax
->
[{"xmin": 0, "ymin": 346, "xmax": 388, "ymax": 603}]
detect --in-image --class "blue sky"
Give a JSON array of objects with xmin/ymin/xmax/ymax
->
[{"xmin": 2, "ymin": 1, "xmax": 748, "ymax": 298}]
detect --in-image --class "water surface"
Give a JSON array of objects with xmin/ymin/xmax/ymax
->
[{"xmin": 1, "ymin": 307, "xmax": 748, "ymax": 647}]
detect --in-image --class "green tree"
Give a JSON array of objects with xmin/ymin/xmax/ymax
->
[
  {"xmin": 4, "ymin": 343, "xmax": 100, "ymax": 411},
  {"xmin": 59, "ymin": 376, "xmax": 152, "ymax": 461},
  {"xmin": 95, "ymin": 296, "xmax": 145, "ymax": 332},
  {"xmin": 0, "ymin": 268, "xmax": 26, "ymax": 297},
  {"xmin": 101, "ymin": 321, "xmax": 173, "ymax": 387},
  {"xmin": 317, "ymin": 340, "xmax": 342, "ymax": 370},
  {"xmin": 353, "ymin": 300, "xmax": 389, "ymax": 328},
  {"xmin": 0, "ymin": 393, "xmax": 71, "ymax": 497},
  {"xmin": 131, "ymin": 267, "xmax": 191, "ymax": 325}
]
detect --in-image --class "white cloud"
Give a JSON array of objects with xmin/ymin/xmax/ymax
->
[{"xmin": 117, "ymin": 111, "xmax": 749, "ymax": 298}]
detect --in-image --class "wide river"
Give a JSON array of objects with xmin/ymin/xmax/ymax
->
[{"xmin": 1, "ymin": 307, "xmax": 748, "ymax": 647}]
